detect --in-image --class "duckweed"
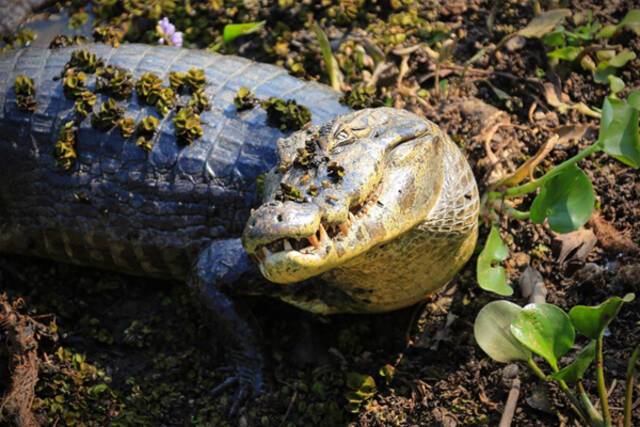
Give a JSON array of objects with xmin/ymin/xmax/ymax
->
[
  {"xmin": 54, "ymin": 121, "xmax": 77, "ymax": 170},
  {"xmin": 14, "ymin": 75, "xmax": 36, "ymax": 113},
  {"xmin": 173, "ymin": 107, "xmax": 203, "ymax": 145},
  {"xmin": 234, "ymin": 86, "xmax": 257, "ymax": 111},
  {"xmin": 261, "ymin": 97, "xmax": 311, "ymax": 131},
  {"xmin": 91, "ymin": 98, "xmax": 125, "ymax": 131},
  {"xmin": 96, "ymin": 65, "xmax": 134, "ymax": 100}
]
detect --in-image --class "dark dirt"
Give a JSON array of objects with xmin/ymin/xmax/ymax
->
[{"xmin": 1, "ymin": 0, "xmax": 640, "ymax": 426}]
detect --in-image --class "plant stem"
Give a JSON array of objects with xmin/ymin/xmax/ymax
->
[
  {"xmin": 578, "ymin": 381, "xmax": 605, "ymax": 427},
  {"xmin": 624, "ymin": 344, "xmax": 640, "ymax": 427},
  {"xmin": 503, "ymin": 140, "xmax": 603, "ymax": 198},
  {"xmin": 596, "ymin": 333, "xmax": 612, "ymax": 427},
  {"xmin": 527, "ymin": 359, "xmax": 589, "ymax": 424}
]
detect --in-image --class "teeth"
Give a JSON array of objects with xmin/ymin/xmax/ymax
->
[
  {"xmin": 349, "ymin": 212, "xmax": 356, "ymax": 221},
  {"xmin": 308, "ymin": 234, "xmax": 320, "ymax": 248},
  {"xmin": 319, "ymin": 223, "xmax": 328, "ymax": 241},
  {"xmin": 261, "ymin": 247, "xmax": 270, "ymax": 259},
  {"xmin": 339, "ymin": 221, "xmax": 350, "ymax": 235},
  {"xmin": 283, "ymin": 239, "xmax": 293, "ymax": 251}
]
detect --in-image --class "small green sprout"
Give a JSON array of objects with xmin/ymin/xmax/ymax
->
[
  {"xmin": 340, "ymin": 85, "xmax": 381, "ymax": 110},
  {"xmin": 14, "ymin": 75, "xmax": 36, "ymax": 113},
  {"xmin": 233, "ymin": 87, "xmax": 257, "ymax": 111},
  {"xmin": 91, "ymin": 98, "xmax": 125, "ymax": 131},
  {"xmin": 54, "ymin": 121, "xmax": 78, "ymax": 170},
  {"xmin": 222, "ymin": 21, "xmax": 265, "ymax": 43},
  {"xmin": 475, "ymin": 294, "xmax": 636, "ymax": 427},
  {"xmin": 173, "ymin": 107, "xmax": 203, "ymax": 145},
  {"xmin": 344, "ymin": 372, "xmax": 376, "ymax": 413},
  {"xmin": 260, "ymin": 97, "xmax": 312, "ymax": 131}
]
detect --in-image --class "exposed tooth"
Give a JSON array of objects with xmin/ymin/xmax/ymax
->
[
  {"xmin": 283, "ymin": 239, "xmax": 293, "ymax": 251},
  {"xmin": 261, "ymin": 247, "xmax": 270, "ymax": 258},
  {"xmin": 339, "ymin": 221, "xmax": 350, "ymax": 235},
  {"xmin": 349, "ymin": 212, "xmax": 356, "ymax": 221},
  {"xmin": 319, "ymin": 223, "xmax": 328, "ymax": 241},
  {"xmin": 308, "ymin": 234, "xmax": 320, "ymax": 248}
]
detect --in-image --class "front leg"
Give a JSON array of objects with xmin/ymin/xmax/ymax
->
[{"xmin": 189, "ymin": 238, "xmax": 264, "ymax": 415}]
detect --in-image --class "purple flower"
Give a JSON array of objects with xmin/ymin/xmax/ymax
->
[{"xmin": 157, "ymin": 17, "xmax": 183, "ymax": 47}]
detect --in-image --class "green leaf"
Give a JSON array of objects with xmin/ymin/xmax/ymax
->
[
  {"xmin": 628, "ymin": 91, "xmax": 640, "ymax": 110},
  {"xmin": 608, "ymin": 75, "xmax": 625, "ymax": 95},
  {"xmin": 510, "ymin": 303, "xmax": 575, "ymax": 370},
  {"xmin": 598, "ymin": 96, "xmax": 640, "ymax": 168},
  {"xmin": 542, "ymin": 29, "xmax": 566, "ymax": 47},
  {"xmin": 530, "ymin": 164, "xmax": 595, "ymax": 233},
  {"xmin": 620, "ymin": 10, "xmax": 640, "ymax": 36},
  {"xmin": 517, "ymin": 9, "xmax": 572, "ymax": 38},
  {"xmin": 476, "ymin": 226, "xmax": 512, "ymax": 296},
  {"xmin": 547, "ymin": 46, "xmax": 583, "ymax": 61},
  {"xmin": 568, "ymin": 294, "xmax": 635, "ymax": 339},
  {"xmin": 608, "ymin": 50, "xmax": 636, "ymax": 67},
  {"xmin": 474, "ymin": 301, "xmax": 531, "ymax": 363},
  {"xmin": 312, "ymin": 22, "xmax": 343, "ymax": 92},
  {"xmin": 222, "ymin": 21, "xmax": 265, "ymax": 43},
  {"xmin": 550, "ymin": 340, "xmax": 596, "ymax": 384},
  {"xmin": 596, "ymin": 24, "xmax": 618, "ymax": 39}
]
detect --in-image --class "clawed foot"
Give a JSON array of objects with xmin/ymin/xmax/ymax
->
[{"xmin": 211, "ymin": 365, "xmax": 265, "ymax": 417}]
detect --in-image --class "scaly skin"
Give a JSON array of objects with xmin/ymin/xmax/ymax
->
[
  {"xmin": 0, "ymin": 0, "xmax": 55, "ymax": 37},
  {"xmin": 0, "ymin": 44, "xmax": 478, "ymax": 412}
]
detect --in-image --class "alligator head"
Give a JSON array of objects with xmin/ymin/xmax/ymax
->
[{"xmin": 242, "ymin": 107, "xmax": 476, "ymax": 297}]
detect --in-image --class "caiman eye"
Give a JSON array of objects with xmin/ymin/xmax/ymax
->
[{"xmin": 335, "ymin": 129, "xmax": 351, "ymax": 143}]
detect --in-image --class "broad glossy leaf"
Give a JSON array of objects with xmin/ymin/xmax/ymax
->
[
  {"xmin": 222, "ymin": 21, "xmax": 265, "ymax": 43},
  {"xmin": 598, "ymin": 96, "xmax": 640, "ymax": 168},
  {"xmin": 518, "ymin": 9, "xmax": 572, "ymax": 38},
  {"xmin": 510, "ymin": 303, "xmax": 575, "ymax": 370},
  {"xmin": 550, "ymin": 340, "xmax": 596, "ymax": 384},
  {"xmin": 474, "ymin": 301, "xmax": 531, "ymax": 363},
  {"xmin": 530, "ymin": 165, "xmax": 595, "ymax": 233},
  {"xmin": 628, "ymin": 91, "xmax": 640, "ymax": 110},
  {"xmin": 568, "ymin": 294, "xmax": 635, "ymax": 339},
  {"xmin": 476, "ymin": 226, "xmax": 512, "ymax": 296}
]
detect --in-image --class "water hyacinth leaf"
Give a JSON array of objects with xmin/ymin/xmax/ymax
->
[
  {"xmin": 476, "ymin": 226, "xmax": 512, "ymax": 296},
  {"xmin": 550, "ymin": 340, "xmax": 596, "ymax": 384},
  {"xmin": 568, "ymin": 294, "xmax": 635, "ymax": 339},
  {"xmin": 510, "ymin": 303, "xmax": 575, "ymax": 370},
  {"xmin": 598, "ymin": 96, "xmax": 640, "ymax": 168},
  {"xmin": 517, "ymin": 9, "xmax": 571, "ymax": 38},
  {"xmin": 474, "ymin": 301, "xmax": 531, "ymax": 363},
  {"xmin": 530, "ymin": 164, "xmax": 595, "ymax": 233},
  {"xmin": 223, "ymin": 21, "xmax": 265, "ymax": 43}
]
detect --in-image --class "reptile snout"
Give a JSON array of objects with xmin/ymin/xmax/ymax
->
[{"xmin": 242, "ymin": 201, "xmax": 321, "ymax": 256}]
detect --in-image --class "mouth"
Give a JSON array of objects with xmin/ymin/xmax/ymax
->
[{"xmin": 250, "ymin": 188, "xmax": 379, "ymax": 266}]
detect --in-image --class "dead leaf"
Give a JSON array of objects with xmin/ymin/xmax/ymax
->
[
  {"xmin": 543, "ymin": 83, "xmax": 601, "ymax": 118},
  {"xmin": 517, "ymin": 9, "xmax": 571, "ymax": 38},
  {"xmin": 554, "ymin": 228, "xmax": 597, "ymax": 264},
  {"xmin": 589, "ymin": 213, "xmax": 640, "ymax": 254},
  {"xmin": 519, "ymin": 265, "xmax": 548, "ymax": 304}
]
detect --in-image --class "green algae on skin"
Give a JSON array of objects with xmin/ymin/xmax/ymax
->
[
  {"xmin": 55, "ymin": 121, "xmax": 77, "ymax": 171},
  {"xmin": 260, "ymin": 97, "xmax": 311, "ymax": 131},
  {"xmin": 14, "ymin": 75, "xmax": 37, "ymax": 113},
  {"xmin": 91, "ymin": 98, "xmax": 125, "ymax": 131}
]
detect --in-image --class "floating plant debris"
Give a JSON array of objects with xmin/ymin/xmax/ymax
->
[
  {"xmin": 261, "ymin": 97, "xmax": 311, "ymax": 131},
  {"xmin": 173, "ymin": 107, "xmax": 203, "ymax": 145},
  {"xmin": 14, "ymin": 75, "xmax": 36, "ymax": 113},
  {"xmin": 234, "ymin": 86, "xmax": 257, "ymax": 111},
  {"xmin": 96, "ymin": 65, "xmax": 134, "ymax": 100},
  {"xmin": 136, "ymin": 116, "xmax": 160, "ymax": 151},
  {"xmin": 91, "ymin": 98, "xmax": 125, "ymax": 131},
  {"xmin": 54, "ymin": 121, "xmax": 77, "ymax": 170}
]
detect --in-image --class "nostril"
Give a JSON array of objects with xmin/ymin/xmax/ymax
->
[{"xmin": 277, "ymin": 214, "xmax": 284, "ymax": 222}]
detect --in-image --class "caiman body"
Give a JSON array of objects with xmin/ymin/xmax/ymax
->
[{"xmin": 0, "ymin": 43, "xmax": 479, "ymax": 401}]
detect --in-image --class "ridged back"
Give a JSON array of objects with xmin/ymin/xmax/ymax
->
[{"xmin": 0, "ymin": 44, "xmax": 350, "ymax": 277}]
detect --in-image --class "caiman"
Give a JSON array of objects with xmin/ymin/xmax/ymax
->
[{"xmin": 0, "ymin": 43, "xmax": 479, "ymax": 411}]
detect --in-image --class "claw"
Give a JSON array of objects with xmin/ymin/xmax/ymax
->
[{"xmin": 210, "ymin": 365, "xmax": 265, "ymax": 418}]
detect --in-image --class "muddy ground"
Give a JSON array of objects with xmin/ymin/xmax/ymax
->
[{"xmin": 1, "ymin": 0, "xmax": 639, "ymax": 426}]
